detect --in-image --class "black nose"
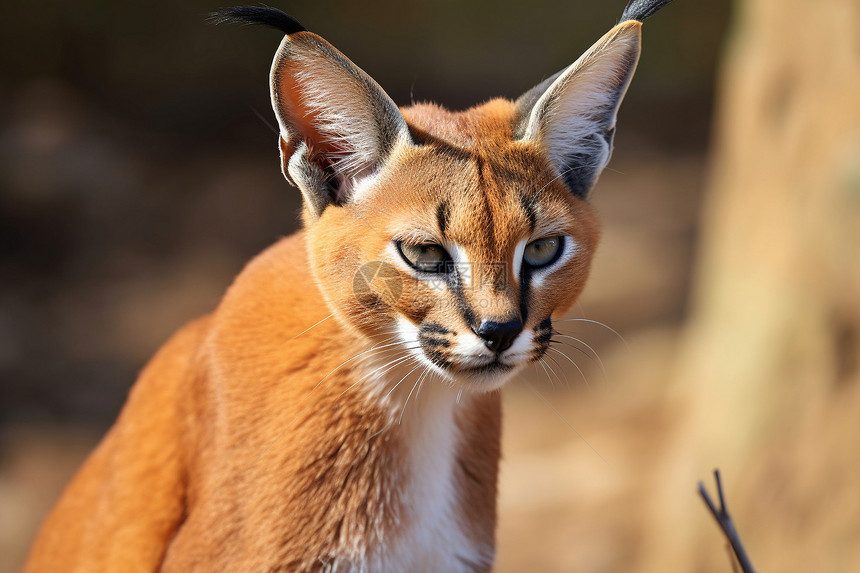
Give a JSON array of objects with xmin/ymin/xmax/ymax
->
[{"xmin": 476, "ymin": 319, "xmax": 523, "ymax": 354}]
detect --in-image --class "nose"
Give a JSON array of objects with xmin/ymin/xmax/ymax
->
[{"xmin": 476, "ymin": 319, "xmax": 523, "ymax": 354}]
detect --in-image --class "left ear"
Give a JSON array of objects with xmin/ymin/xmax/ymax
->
[{"xmin": 515, "ymin": 21, "xmax": 642, "ymax": 199}]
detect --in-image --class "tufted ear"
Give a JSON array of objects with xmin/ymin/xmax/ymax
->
[
  {"xmin": 515, "ymin": 21, "xmax": 642, "ymax": 199},
  {"xmin": 269, "ymin": 31, "xmax": 411, "ymax": 218},
  {"xmin": 212, "ymin": 7, "xmax": 410, "ymax": 219}
]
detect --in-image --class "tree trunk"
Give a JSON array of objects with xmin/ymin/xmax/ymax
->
[{"xmin": 643, "ymin": 0, "xmax": 860, "ymax": 570}]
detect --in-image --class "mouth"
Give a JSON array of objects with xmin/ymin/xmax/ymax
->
[
  {"xmin": 397, "ymin": 316, "xmax": 553, "ymax": 389},
  {"xmin": 459, "ymin": 359, "xmax": 514, "ymax": 376},
  {"xmin": 446, "ymin": 358, "xmax": 518, "ymax": 390}
]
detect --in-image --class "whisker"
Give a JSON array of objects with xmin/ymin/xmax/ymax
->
[
  {"xmin": 536, "ymin": 358, "xmax": 557, "ymax": 389},
  {"xmin": 248, "ymin": 104, "xmax": 280, "ymax": 135},
  {"xmin": 555, "ymin": 318, "xmax": 629, "ymax": 349},
  {"xmin": 551, "ymin": 332, "xmax": 607, "ymax": 378},
  {"xmin": 547, "ymin": 347, "xmax": 589, "ymax": 388},
  {"xmin": 398, "ymin": 366, "xmax": 430, "ymax": 425},
  {"xmin": 383, "ymin": 361, "xmax": 425, "ymax": 402},
  {"xmin": 313, "ymin": 340, "xmax": 411, "ymax": 392},
  {"xmin": 549, "ymin": 337, "xmax": 599, "ymax": 369},
  {"xmin": 542, "ymin": 355, "xmax": 568, "ymax": 389},
  {"xmin": 415, "ymin": 366, "xmax": 435, "ymax": 403},
  {"xmin": 336, "ymin": 351, "xmax": 420, "ymax": 399},
  {"xmin": 544, "ymin": 352, "xmax": 578, "ymax": 390},
  {"xmin": 254, "ymin": 340, "xmax": 419, "ymax": 463},
  {"xmin": 287, "ymin": 312, "xmax": 336, "ymax": 341}
]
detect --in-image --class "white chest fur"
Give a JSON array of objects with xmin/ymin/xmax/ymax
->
[{"xmin": 358, "ymin": 377, "xmax": 491, "ymax": 572}]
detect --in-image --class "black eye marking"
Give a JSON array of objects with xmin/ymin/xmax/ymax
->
[
  {"xmin": 418, "ymin": 322, "xmax": 454, "ymax": 368},
  {"xmin": 534, "ymin": 318, "xmax": 553, "ymax": 338},
  {"xmin": 420, "ymin": 337, "xmax": 450, "ymax": 348},
  {"xmin": 421, "ymin": 323, "xmax": 450, "ymax": 335},
  {"xmin": 530, "ymin": 318, "xmax": 553, "ymax": 360},
  {"xmin": 448, "ymin": 269, "xmax": 477, "ymax": 331}
]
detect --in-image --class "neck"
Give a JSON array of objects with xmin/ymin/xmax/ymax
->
[
  {"xmin": 195, "ymin": 236, "xmax": 501, "ymax": 569},
  {"xmin": 355, "ymin": 356, "xmax": 500, "ymax": 571}
]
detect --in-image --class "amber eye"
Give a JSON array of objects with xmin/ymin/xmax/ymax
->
[
  {"xmin": 396, "ymin": 242, "xmax": 452, "ymax": 273},
  {"xmin": 523, "ymin": 236, "xmax": 564, "ymax": 268}
]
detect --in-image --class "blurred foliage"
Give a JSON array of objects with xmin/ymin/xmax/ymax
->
[{"xmin": 0, "ymin": 0, "xmax": 729, "ymax": 425}]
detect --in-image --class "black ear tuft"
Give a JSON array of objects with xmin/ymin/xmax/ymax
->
[
  {"xmin": 620, "ymin": 0, "xmax": 676, "ymax": 23},
  {"xmin": 209, "ymin": 6, "xmax": 306, "ymax": 35}
]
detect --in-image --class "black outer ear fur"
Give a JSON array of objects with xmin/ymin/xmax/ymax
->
[
  {"xmin": 620, "ymin": 0, "xmax": 676, "ymax": 23},
  {"xmin": 209, "ymin": 6, "xmax": 306, "ymax": 35}
]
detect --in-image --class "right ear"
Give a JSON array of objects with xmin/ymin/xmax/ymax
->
[
  {"xmin": 270, "ymin": 31, "xmax": 411, "ymax": 218},
  {"xmin": 514, "ymin": 21, "xmax": 642, "ymax": 200},
  {"xmin": 269, "ymin": 31, "xmax": 412, "ymax": 218},
  {"xmin": 213, "ymin": 7, "xmax": 410, "ymax": 218}
]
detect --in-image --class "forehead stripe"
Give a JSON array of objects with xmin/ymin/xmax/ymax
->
[
  {"xmin": 519, "ymin": 193, "xmax": 537, "ymax": 233},
  {"xmin": 436, "ymin": 201, "xmax": 450, "ymax": 237},
  {"xmin": 474, "ymin": 156, "xmax": 497, "ymax": 245}
]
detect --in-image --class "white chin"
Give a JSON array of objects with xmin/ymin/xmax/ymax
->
[{"xmin": 451, "ymin": 362, "xmax": 524, "ymax": 393}]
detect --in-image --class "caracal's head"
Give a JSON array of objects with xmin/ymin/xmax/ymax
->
[{"xmin": 220, "ymin": 8, "xmax": 648, "ymax": 392}]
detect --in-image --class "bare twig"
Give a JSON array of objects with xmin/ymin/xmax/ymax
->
[{"xmin": 698, "ymin": 469, "xmax": 757, "ymax": 573}]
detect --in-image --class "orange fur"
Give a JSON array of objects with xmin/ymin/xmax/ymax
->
[{"xmin": 24, "ymin": 14, "xmax": 649, "ymax": 572}]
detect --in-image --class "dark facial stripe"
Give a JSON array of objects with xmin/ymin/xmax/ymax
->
[
  {"xmin": 448, "ymin": 268, "xmax": 476, "ymax": 330},
  {"xmin": 475, "ymin": 155, "xmax": 486, "ymax": 187},
  {"xmin": 520, "ymin": 193, "xmax": 537, "ymax": 233},
  {"xmin": 519, "ymin": 267, "xmax": 532, "ymax": 327},
  {"xmin": 418, "ymin": 336, "xmax": 450, "ymax": 348},
  {"xmin": 424, "ymin": 348, "xmax": 452, "ymax": 369},
  {"xmin": 436, "ymin": 201, "xmax": 450, "ymax": 237},
  {"xmin": 420, "ymin": 323, "xmax": 450, "ymax": 335},
  {"xmin": 474, "ymin": 157, "xmax": 496, "ymax": 244},
  {"xmin": 534, "ymin": 318, "xmax": 553, "ymax": 344}
]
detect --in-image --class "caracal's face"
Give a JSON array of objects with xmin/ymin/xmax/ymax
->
[
  {"xmin": 307, "ymin": 101, "xmax": 600, "ymax": 393},
  {"xmin": 279, "ymin": 21, "xmax": 641, "ymax": 393}
]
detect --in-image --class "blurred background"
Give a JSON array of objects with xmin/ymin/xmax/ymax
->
[{"xmin": 1, "ymin": 0, "xmax": 858, "ymax": 571}]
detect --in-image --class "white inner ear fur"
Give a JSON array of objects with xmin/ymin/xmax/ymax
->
[
  {"xmin": 522, "ymin": 23, "xmax": 642, "ymax": 183},
  {"xmin": 270, "ymin": 36, "xmax": 411, "ymax": 194}
]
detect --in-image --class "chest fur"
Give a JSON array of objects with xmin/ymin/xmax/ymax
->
[
  {"xmin": 358, "ymin": 387, "xmax": 493, "ymax": 572},
  {"xmin": 176, "ymin": 310, "xmax": 500, "ymax": 571}
]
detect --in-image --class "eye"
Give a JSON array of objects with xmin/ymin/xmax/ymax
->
[
  {"xmin": 523, "ymin": 236, "xmax": 564, "ymax": 268},
  {"xmin": 396, "ymin": 242, "xmax": 452, "ymax": 273}
]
